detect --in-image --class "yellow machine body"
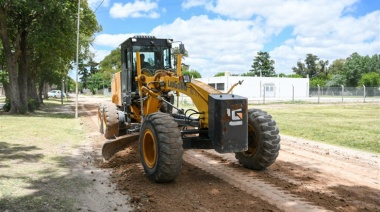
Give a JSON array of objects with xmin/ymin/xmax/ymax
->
[{"xmin": 100, "ymin": 36, "xmax": 280, "ymax": 183}]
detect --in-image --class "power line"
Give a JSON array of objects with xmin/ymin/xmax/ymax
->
[{"xmin": 94, "ymin": 0, "xmax": 104, "ymax": 13}]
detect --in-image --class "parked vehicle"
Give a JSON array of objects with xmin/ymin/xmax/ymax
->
[{"xmin": 48, "ymin": 90, "xmax": 66, "ymax": 98}]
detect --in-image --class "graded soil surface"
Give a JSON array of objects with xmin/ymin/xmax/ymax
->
[{"xmin": 76, "ymin": 95, "xmax": 380, "ymax": 212}]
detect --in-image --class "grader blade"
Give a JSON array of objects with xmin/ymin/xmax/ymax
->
[{"xmin": 101, "ymin": 133, "xmax": 140, "ymax": 160}]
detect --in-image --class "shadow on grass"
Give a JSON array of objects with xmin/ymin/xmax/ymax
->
[
  {"xmin": 0, "ymin": 101, "xmax": 96, "ymax": 119},
  {"xmin": 0, "ymin": 168, "xmax": 90, "ymax": 212},
  {"xmin": 0, "ymin": 152, "xmax": 92, "ymax": 212},
  {"xmin": 0, "ymin": 142, "xmax": 43, "ymax": 164}
]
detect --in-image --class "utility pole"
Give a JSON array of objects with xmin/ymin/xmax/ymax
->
[{"xmin": 75, "ymin": 0, "xmax": 80, "ymax": 118}]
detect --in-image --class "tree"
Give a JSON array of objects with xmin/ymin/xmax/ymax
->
[
  {"xmin": 359, "ymin": 72, "xmax": 380, "ymax": 96},
  {"xmin": 214, "ymin": 72, "xmax": 225, "ymax": 77},
  {"xmin": 317, "ymin": 59, "xmax": 329, "ymax": 79},
  {"xmin": 342, "ymin": 53, "xmax": 380, "ymax": 87},
  {"xmin": 286, "ymin": 74, "xmax": 303, "ymax": 78},
  {"xmin": 310, "ymin": 78, "xmax": 327, "ymax": 87},
  {"xmin": 249, "ymin": 51, "xmax": 275, "ymax": 77},
  {"xmin": 172, "ymin": 46, "xmax": 189, "ymax": 69},
  {"xmin": 343, "ymin": 53, "xmax": 364, "ymax": 87},
  {"xmin": 292, "ymin": 61, "xmax": 307, "ymax": 77},
  {"xmin": 304, "ymin": 54, "xmax": 319, "ymax": 79},
  {"xmin": 0, "ymin": 0, "xmax": 100, "ymax": 113},
  {"xmin": 359, "ymin": 72, "xmax": 380, "ymax": 87},
  {"xmin": 241, "ymin": 72, "xmax": 255, "ymax": 76},
  {"xmin": 87, "ymin": 72, "xmax": 109, "ymax": 94},
  {"xmin": 182, "ymin": 69, "xmax": 201, "ymax": 78},
  {"xmin": 328, "ymin": 59, "xmax": 345, "ymax": 75},
  {"xmin": 326, "ymin": 74, "xmax": 345, "ymax": 87},
  {"xmin": 78, "ymin": 61, "xmax": 98, "ymax": 91},
  {"xmin": 98, "ymin": 48, "xmax": 121, "ymax": 82},
  {"xmin": 292, "ymin": 54, "xmax": 330, "ymax": 80}
]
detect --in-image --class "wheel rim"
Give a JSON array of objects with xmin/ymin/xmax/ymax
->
[
  {"xmin": 142, "ymin": 129, "xmax": 157, "ymax": 169},
  {"xmin": 242, "ymin": 125, "xmax": 258, "ymax": 157}
]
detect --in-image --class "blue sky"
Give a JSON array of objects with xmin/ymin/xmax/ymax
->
[{"xmin": 84, "ymin": 0, "xmax": 380, "ymax": 77}]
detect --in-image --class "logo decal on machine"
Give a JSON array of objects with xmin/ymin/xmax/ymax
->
[{"xmin": 226, "ymin": 108, "xmax": 243, "ymax": 126}]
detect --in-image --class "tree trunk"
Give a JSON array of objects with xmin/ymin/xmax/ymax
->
[
  {"xmin": 28, "ymin": 71, "xmax": 40, "ymax": 108},
  {"xmin": 44, "ymin": 82, "xmax": 49, "ymax": 99},
  {"xmin": 0, "ymin": 6, "xmax": 22, "ymax": 114},
  {"xmin": 38, "ymin": 80, "xmax": 44, "ymax": 104},
  {"xmin": 19, "ymin": 30, "xmax": 29, "ymax": 111},
  {"xmin": 3, "ymin": 81, "xmax": 10, "ymax": 100},
  {"xmin": 7, "ymin": 60, "xmax": 22, "ymax": 113}
]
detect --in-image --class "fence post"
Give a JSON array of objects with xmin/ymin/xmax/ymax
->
[
  {"xmin": 292, "ymin": 84, "xmax": 294, "ymax": 102},
  {"xmin": 61, "ymin": 78, "xmax": 64, "ymax": 105},
  {"xmin": 363, "ymin": 85, "xmax": 366, "ymax": 103},
  {"xmin": 263, "ymin": 85, "xmax": 265, "ymax": 104},
  {"xmin": 341, "ymin": 85, "xmax": 344, "ymax": 103},
  {"xmin": 317, "ymin": 84, "xmax": 320, "ymax": 104}
]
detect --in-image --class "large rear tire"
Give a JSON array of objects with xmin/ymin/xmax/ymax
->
[
  {"xmin": 139, "ymin": 112, "xmax": 183, "ymax": 183},
  {"xmin": 102, "ymin": 103, "xmax": 119, "ymax": 139},
  {"xmin": 235, "ymin": 109, "xmax": 280, "ymax": 170}
]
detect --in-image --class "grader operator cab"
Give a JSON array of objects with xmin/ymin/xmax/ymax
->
[{"xmin": 98, "ymin": 35, "xmax": 280, "ymax": 183}]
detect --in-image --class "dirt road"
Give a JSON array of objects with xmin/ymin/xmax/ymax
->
[{"xmin": 77, "ymin": 96, "xmax": 380, "ymax": 212}]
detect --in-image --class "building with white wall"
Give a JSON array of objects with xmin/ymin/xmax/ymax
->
[{"xmin": 197, "ymin": 74, "xmax": 309, "ymax": 99}]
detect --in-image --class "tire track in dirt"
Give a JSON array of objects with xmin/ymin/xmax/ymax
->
[
  {"xmin": 184, "ymin": 150, "xmax": 328, "ymax": 212},
  {"xmin": 194, "ymin": 135, "xmax": 380, "ymax": 212}
]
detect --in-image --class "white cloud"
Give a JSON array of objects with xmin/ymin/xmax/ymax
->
[
  {"xmin": 181, "ymin": 0, "xmax": 210, "ymax": 9},
  {"xmin": 270, "ymin": 10, "xmax": 380, "ymax": 74},
  {"xmin": 183, "ymin": 0, "xmax": 378, "ymax": 74},
  {"xmin": 150, "ymin": 16, "xmax": 265, "ymax": 76},
  {"xmin": 110, "ymin": 0, "xmax": 160, "ymax": 19},
  {"xmin": 93, "ymin": 1, "xmax": 379, "ymax": 76},
  {"xmin": 92, "ymin": 50, "xmax": 111, "ymax": 63},
  {"xmin": 88, "ymin": 0, "xmax": 110, "ymax": 9},
  {"xmin": 93, "ymin": 33, "xmax": 136, "ymax": 48}
]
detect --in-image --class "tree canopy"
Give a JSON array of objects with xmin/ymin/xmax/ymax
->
[
  {"xmin": 291, "ymin": 52, "xmax": 379, "ymax": 88},
  {"xmin": 248, "ymin": 51, "xmax": 276, "ymax": 77},
  {"xmin": 0, "ymin": 0, "xmax": 100, "ymax": 113},
  {"xmin": 182, "ymin": 69, "xmax": 201, "ymax": 78}
]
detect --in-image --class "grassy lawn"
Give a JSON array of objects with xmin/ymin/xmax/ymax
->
[
  {"xmin": 0, "ymin": 100, "xmax": 88, "ymax": 211},
  {"xmin": 179, "ymin": 100, "xmax": 380, "ymax": 153},
  {"xmin": 255, "ymin": 103, "xmax": 380, "ymax": 154}
]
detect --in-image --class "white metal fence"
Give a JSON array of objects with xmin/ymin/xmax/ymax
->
[{"xmin": 175, "ymin": 86, "xmax": 380, "ymax": 105}]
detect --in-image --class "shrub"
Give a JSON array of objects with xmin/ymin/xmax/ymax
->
[
  {"xmin": 3, "ymin": 98, "xmax": 11, "ymax": 112},
  {"xmin": 28, "ymin": 98, "xmax": 37, "ymax": 112}
]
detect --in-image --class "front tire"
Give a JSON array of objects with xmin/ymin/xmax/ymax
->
[
  {"xmin": 139, "ymin": 112, "xmax": 183, "ymax": 183},
  {"xmin": 98, "ymin": 103, "xmax": 104, "ymax": 134},
  {"xmin": 102, "ymin": 103, "xmax": 119, "ymax": 139},
  {"xmin": 235, "ymin": 109, "xmax": 280, "ymax": 170}
]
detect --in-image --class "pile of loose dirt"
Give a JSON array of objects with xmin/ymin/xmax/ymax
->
[{"xmin": 99, "ymin": 141, "xmax": 280, "ymax": 211}]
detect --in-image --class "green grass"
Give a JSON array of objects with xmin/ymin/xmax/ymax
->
[
  {"xmin": 0, "ymin": 102, "xmax": 89, "ymax": 211},
  {"xmin": 254, "ymin": 103, "xmax": 380, "ymax": 154},
  {"xmin": 179, "ymin": 100, "xmax": 380, "ymax": 153}
]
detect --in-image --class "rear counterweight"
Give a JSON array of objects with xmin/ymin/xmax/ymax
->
[{"xmin": 208, "ymin": 94, "xmax": 248, "ymax": 153}]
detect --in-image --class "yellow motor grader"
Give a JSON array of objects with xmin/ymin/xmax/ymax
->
[{"xmin": 98, "ymin": 35, "xmax": 280, "ymax": 183}]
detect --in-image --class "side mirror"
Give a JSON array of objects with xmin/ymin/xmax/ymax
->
[
  {"xmin": 182, "ymin": 75, "xmax": 191, "ymax": 84},
  {"xmin": 179, "ymin": 43, "xmax": 185, "ymax": 54}
]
